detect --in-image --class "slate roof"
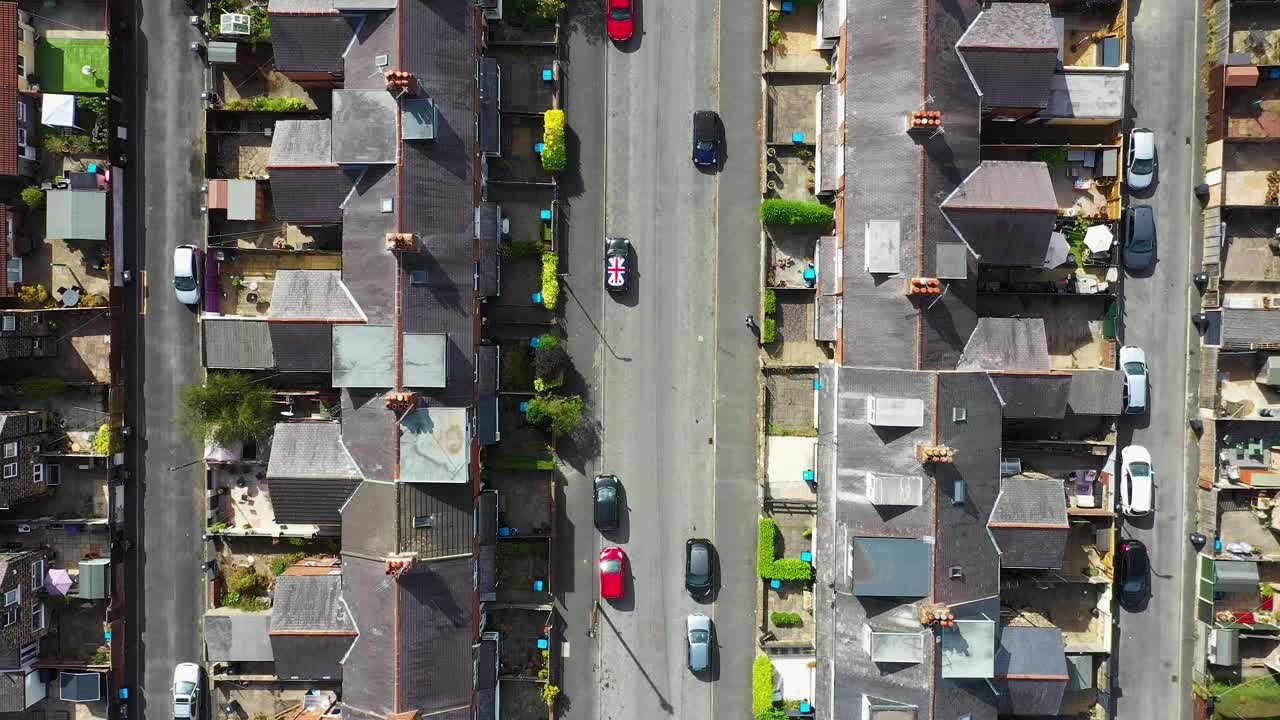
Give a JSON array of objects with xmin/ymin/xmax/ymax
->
[
  {"xmin": 332, "ymin": 89, "xmax": 398, "ymax": 164},
  {"xmin": 340, "ymin": 478, "xmax": 399, "ymax": 559},
  {"xmin": 995, "ymin": 626, "xmax": 1069, "ymax": 717},
  {"xmin": 942, "ymin": 161, "xmax": 1057, "ymax": 267},
  {"xmin": 270, "ymin": 119, "xmax": 332, "ymax": 165},
  {"xmin": 267, "ymin": 423, "xmax": 363, "ymax": 480},
  {"xmin": 269, "ymin": 270, "xmax": 365, "ymax": 321},
  {"xmin": 269, "ymin": 13, "xmax": 354, "ymax": 75},
  {"xmin": 270, "ymin": 572, "xmax": 355, "ymax": 680},
  {"xmin": 269, "ymin": 167, "xmax": 349, "ymax": 223},
  {"xmin": 1221, "ymin": 309, "xmax": 1280, "ymax": 350},
  {"xmin": 340, "ymin": 555, "xmax": 473, "ymax": 720},
  {"xmin": 204, "ymin": 611, "xmax": 274, "ymax": 661},
  {"xmin": 476, "ymin": 203, "xmax": 500, "ymax": 297},
  {"xmin": 397, "ymin": 482, "xmax": 474, "ymax": 559},
  {"xmin": 476, "ymin": 637, "xmax": 497, "ymax": 720},
  {"xmin": 818, "ymin": 85, "xmax": 840, "ymax": 194},
  {"xmin": 202, "ymin": 320, "xmax": 274, "ymax": 369},
  {"xmin": 269, "ymin": 323, "xmax": 334, "ymax": 371},
  {"xmin": 957, "ymin": 318, "xmax": 1050, "ymax": 371},
  {"xmin": 991, "ymin": 373, "xmax": 1072, "ymax": 419},
  {"xmin": 0, "ymin": 3, "xmax": 17, "ymax": 178},
  {"xmin": 479, "ymin": 57, "xmax": 500, "ymax": 156},
  {"xmin": 957, "ymin": 2, "xmax": 1059, "ymax": 110},
  {"xmin": 1065, "ymin": 369, "xmax": 1123, "ymax": 416},
  {"xmin": 988, "ymin": 477, "xmax": 1069, "ymax": 570}
]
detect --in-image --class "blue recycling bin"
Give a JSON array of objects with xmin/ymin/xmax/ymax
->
[
  {"xmin": 800, "ymin": 550, "xmax": 813, "ymax": 563},
  {"xmin": 802, "ymin": 469, "xmax": 815, "ymax": 482},
  {"xmin": 536, "ymin": 637, "xmax": 549, "ymax": 648},
  {"xmin": 792, "ymin": 131, "xmax": 805, "ymax": 143},
  {"xmin": 782, "ymin": 1, "xmax": 793, "ymax": 10},
  {"xmin": 499, "ymin": 527, "xmax": 512, "ymax": 537},
  {"xmin": 800, "ymin": 702, "xmax": 812, "ymax": 713},
  {"xmin": 540, "ymin": 209, "xmax": 552, "ymax": 220},
  {"xmin": 542, "ymin": 68, "xmax": 553, "ymax": 81},
  {"xmin": 532, "ymin": 291, "xmax": 542, "ymax": 304},
  {"xmin": 812, "ymin": 378, "xmax": 821, "ymax": 390},
  {"xmin": 770, "ymin": 578, "xmax": 781, "ymax": 589},
  {"xmin": 530, "ymin": 336, "xmax": 542, "ymax": 348},
  {"xmin": 519, "ymin": 401, "xmax": 529, "ymax": 413},
  {"xmin": 535, "ymin": 142, "xmax": 545, "ymax": 152},
  {"xmin": 533, "ymin": 581, "xmax": 545, "ymax": 594}
]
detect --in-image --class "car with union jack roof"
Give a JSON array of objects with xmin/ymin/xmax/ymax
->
[{"xmin": 605, "ymin": 237, "xmax": 631, "ymax": 293}]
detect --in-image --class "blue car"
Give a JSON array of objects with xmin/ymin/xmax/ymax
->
[{"xmin": 692, "ymin": 111, "xmax": 720, "ymax": 167}]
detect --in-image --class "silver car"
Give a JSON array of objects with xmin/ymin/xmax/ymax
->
[
  {"xmin": 172, "ymin": 662, "xmax": 201, "ymax": 719},
  {"xmin": 687, "ymin": 613, "xmax": 712, "ymax": 672},
  {"xmin": 1126, "ymin": 127, "xmax": 1156, "ymax": 190}
]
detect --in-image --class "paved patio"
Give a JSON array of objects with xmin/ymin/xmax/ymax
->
[
  {"xmin": 767, "ymin": 225, "xmax": 818, "ymax": 288},
  {"xmin": 209, "ymin": 116, "xmax": 274, "ymax": 178},
  {"xmin": 765, "ymin": 436, "xmax": 817, "ymax": 501},
  {"xmin": 1232, "ymin": 4, "xmax": 1280, "ymax": 65},
  {"xmin": 764, "ymin": 3, "xmax": 829, "ymax": 74},
  {"xmin": 767, "ymin": 79, "xmax": 820, "ymax": 145},
  {"xmin": 1001, "ymin": 582, "xmax": 1108, "ymax": 651},
  {"xmin": 978, "ymin": 294, "xmax": 1111, "ymax": 369},
  {"xmin": 491, "ymin": 46, "xmax": 558, "ymax": 113},
  {"xmin": 489, "ymin": 184, "xmax": 555, "ymax": 247},
  {"xmin": 215, "ymin": 251, "xmax": 343, "ymax": 316},
  {"xmin": 764, "ymin": 369, "xmax": 817, "ymax": 429},
  {"xmin": 765, "ymin": 294, "xmax": 831, "ymax": 365},
  {"xmin": 490, "ymin": 470, "xmax": 553, "ymax": 535},
  {"xmin": 492, "ymin": 115, "xmax": 554, "ymax": 183}
]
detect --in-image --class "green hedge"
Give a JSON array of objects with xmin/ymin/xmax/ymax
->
[
  {"xmin": 759, "ymin": 199, "xmax": 833, "ymax": 226},
  {"xmin": 757, "ymin": 518, "xmax": 778, "ymax": 578},
  {"xmin": 762, "ymin": 317, "xmax": 777, "ymax": 344},
  {"xmin": 541, "ymin": 251, "xmax": 559, "ymax": 309},
  {"xmin": 758, "ymin": 517, "xmax": 814, "ymax": 581},
  {"xmin": 752, "ymin": 655, "xmax": 775, "ymax": 716},
  {"xmin": 541, "ymin": 109, "xmax": 567, "ymax": 172},
  {"xmin": 763, "ymin": 288, "xmax": 777, "ymax": 316},
  {"xmin": 223, "ymin": 96, "xmax": 307, "ymax": 112},
  {"xmin": 770, "ymin": 611, "xmax": 803, "ymax": 627}
]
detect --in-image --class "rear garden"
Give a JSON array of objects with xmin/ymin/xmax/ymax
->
[{"xmin": 757, "ymin": 517, "xmax": 815, "ymax": 646}]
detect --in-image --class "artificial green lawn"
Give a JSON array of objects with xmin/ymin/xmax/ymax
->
[{"xmin": 37, "ymin": 37, "xmax": 110, "ymax": 93}]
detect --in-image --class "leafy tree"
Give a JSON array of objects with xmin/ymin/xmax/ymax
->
[
  {"xmin": 20, "ymin": 186, "xmax": 44, "ymax": 210},
  {"xmin": 525, "ymin": 394, "xmax": 584, "ymax": 436},
  {"xmin": 533, "ymin": 342, "xmax": 569, "ymax": 381},
  {"xmin": 179, "ymin": 372, "xmax": 276, "ymax": 446},
  {"xmin": 92, "ymin": 424, "xmax": 114, "ymax": 455}
]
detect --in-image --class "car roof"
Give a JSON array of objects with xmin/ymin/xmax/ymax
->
[
  {"xmin": 688, "ymin": 541, "xmax": 710, "ymax": 574},
  {"xmin": 1123, "ymin": 541, "xmax": 1148, "ymax": 570},
  {"xmin": 1132, "ymin": 129, "xmax": 1154, "ymax": 156}
]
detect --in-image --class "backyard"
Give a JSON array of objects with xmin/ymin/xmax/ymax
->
[
  {"xmin": 1211, "ymin": 674, "xmax": 1280, "ymax": 719},
  {"xmin": 496, "ymin": 538, "xmax": 552, "ymax": 603},
  {"xmin": 37, "ymin": 36, "xmax": 110, "ymax": 93}
]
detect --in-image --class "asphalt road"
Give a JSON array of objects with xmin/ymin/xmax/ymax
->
[
  {"xmin": 555, "ymin": 0, "xmax": 761, "ymax": 717},
  {"xmin": 120, "ymin": 0, "xmax": 207, "ymax": 716},
  {"xmin": 1114, "ymin": 1, "xmax": 1203, "ymax": 718}
]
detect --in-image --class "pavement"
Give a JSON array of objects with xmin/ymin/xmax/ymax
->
[
  {"xmin": 555, "ymin": 0, "xmax": 761, "ymax": 717},
  {"xmin": 1113, "ymin": 1, "xmax": 1204, "ymax": 718},
  {"xmin": 119, "ymin": 0, "xmax": 208, "ymax": 716}
]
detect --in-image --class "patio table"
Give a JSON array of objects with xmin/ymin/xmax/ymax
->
[{"xmin": 61, "ymin": 288, "xmax": 81, "ymax": 307}]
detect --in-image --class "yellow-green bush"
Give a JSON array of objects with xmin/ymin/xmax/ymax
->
[
  {"xmin": 752, "ymin": 655, "xmax": 775, "ymax": 715},
  {"xmin": 541, "ymin": 109, "xmax": 567, "ymax": 172},
  {"xmin": 541, "ymin": 251, "xmax": 559, "ymax": 309}
]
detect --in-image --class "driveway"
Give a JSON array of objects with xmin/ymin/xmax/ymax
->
[
  {"xmin": 1114, "ymin": 1, "xmax": 1203, "ymax": 718},
  {"xmin": 555, "ymin": 0, "xmax": 761, "ymax": 717},
  {"xmin": 119, "ymin": 0, "xmax": 208, "ymax": 715}
]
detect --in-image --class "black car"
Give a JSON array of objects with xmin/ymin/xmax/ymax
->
[
  {"xmin": 1117, "ymin": 539, "xmax": 1149, "ymax": 610},
  {"xmin": 692, "ymin": 110, "xmax": 720, "ymax": 167},
  {"xmin": 685, "ymin": 538, "xmax": 715, "ymax": 599},
  {"xmin": 604, "ymin": 237, "xmax": 631, "ymax": 293},
  {"xmin": 1123, "ymin": 205, "xmax": 1155, "ymax": 273},
  {"xmin": 594, "ymin": 474, "xmax": 620, "ymax": 530}
]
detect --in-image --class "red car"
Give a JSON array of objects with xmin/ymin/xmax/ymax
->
[
  {"xmin": 599, "ymin": 546, "xmax": 626, "ymax": 599},
  {"xmin": 606, "ymin": 0, "xmax": 634, "ymax": 42}
]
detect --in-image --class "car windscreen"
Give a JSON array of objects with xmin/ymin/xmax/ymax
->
[
  {"xmin": 1123, "ymin": 361, "xmax": 1145, "ymax": 376},
  {"xmin": 597, "ymin": 486, "xmax": 615, "ymax": 503},
  {"xmin": 174, "ymin": 275, "xmax": 197, "ymax": 292},
  {"xmin": 1131, "ymin": 158, "xmax": 1154, "ymax": 175},
  {"xmin": 689, "ymin": 629, "xmax": 709, "ymax": 643},
  {"xmin": 609, "ymin": 7, "xmax": 630, "ymax": 19},
  {"xmin": 695, "ymin": 140, "xmax": 715, "ymax": 150},
  {"xmin": 600, "ymin": 558, "xmax": 622, "ymax": 573},
  {"xmin": 175, "ymin": 681, "xmax": 197, "ymax": 696}
]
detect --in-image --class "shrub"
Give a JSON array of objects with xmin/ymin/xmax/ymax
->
[
  {"xmin": 77, "ymin": 96, "xmax": 107, "ymax": 117},
  {"xmin": 21, "ymin": 377, "xmax": 65, "ymax": 400},
  {"xmin": 802, "ymin": 527, "xmax": 813, "ymax": 538},
  {"xmin": 1030, "ymin": 145, "xmax": 1068, "ymax": 167},
  {"xmin": 20, "ymin": 186, "xmax": 45, "ymax": 210},
  {"xmin": 768, "ymin": 29, "xmax": 782, "ymax": 47},
  {"xmin": 533, "ymin": 373, "xmax": 564, "ymax": 393},
  {"xmin": 762, "ymin": 317, "xmax": 777, "ymax": 344},
  {"xmin": 208, "ymin": 522, "xmax": 230, "ymax": 533},
  {"xmin": 771, "ymin": 611, "xmax": 803, "ymax": 627},
  {"xmin": 92, "ymin": 424, "xmax": 114, "ymax": 455},
  {"xmin": 270, "ymin": 552, "xmax": 305, "ymax": 576},
  {"xmin": 223, "ymin": 96, "xmax": 307, "ymax": 112},
  {"xmin": 179, "ymin": 371, "xmax": 276, "ymax": 446},
  {"xmin": 752, "ymin": 655, "xmax": 775, "ymax": 715},
  {"xmin": 759, "ymin": 199, "xmax": 833, "ymax": 226},
  {"xmin": 541, "ymin": 109, "xmax": 567, "ymax": 172},
  {"xmin": 500, "ymin": 240, "xmax": 544, "ymax": 258},
  {"xmin": 89, "ymin": 651, "xmax": 111, "ymax": 665},
  {"xmin": 525, "ymin": 394, "xmax": 584, "ymax": 436},
  {"xmin": 763, "ymin": 288, "xmax": 777, "ymax": 316},
  {"xmin": 757, "ymin": 518, "xmax": 778, "ymax": 578},
  {"xmin": 541, "ymin": 684, "xmax": 560, "ymax": 706},
  {"xmin": 534, "ymin": 342, "xmax": 569, "ymax": 381},
  {"xmin": 757, "ymin": 709, "xmax": 787, "ymax": 720},
  {"xmin": 79, "ymin": 293, "xmax": 108, "ymax": 308},
  {"xmin": 16, "ymin": 284, "xmax": 48, "ymax": 304},
  {"xmin": 541, "ymin": 251, "xmax": 560, "ymax": 309},
  {"xmin": 537, "ymin": 333, "xmax": 561, "ymax": 349},
  {"xmin": 225, "ymin": 565, "xmax": 264, "ymax": 594}
]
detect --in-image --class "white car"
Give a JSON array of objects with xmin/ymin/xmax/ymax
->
[
  {"xmin": 173, "ymin": 245, "xmax": 201, "ymax": 305},
  {"xmin": 1120, "ymin": 445, "xmax": 1154, "ymax": 516},
  {"xmin": 1127, "ymin": 127, "xmax": 1156, "ymax": 190},
  {"xmin": 172, "ymin": 662, "xmax": 201, "ymax": 719},
  {"xmin": 1119, "ymin": 345, "xmax": 1148, "ymax": 415}
]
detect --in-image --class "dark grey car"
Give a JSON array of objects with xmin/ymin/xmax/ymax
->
[
  {"xmin": 594, "ymin": 474, "xmax": 620, "ymax": 530},
  {"xmin": 685, "ymin": 538, "xmax": 714, "ymax": 599},
  {"xmin": 1123, "ymin": 205, "xmax": 1155, "ymax": 273}
]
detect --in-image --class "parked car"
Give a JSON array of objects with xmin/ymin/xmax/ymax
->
[
  {"xmin": 1119, "ymin": 345, "xmax": 1148, "ymax": 415},
  {"xmin": 173, "ymin": 245, "xmax": 201, "ymax": 305},
  {"xmin": 1117, "ymin": 539, "xmax": 1149, "ymax": 610},
  {"xmin": 692, "ymin": 110, "xmax": 721, "ymax": 167},
  {"xmin": 172, "ymin": 662, "xmax": 201, "ymax": 719},
  {"xmin": 685, "ymin": 538, "xmax": 714, "ymax": 599},
  {"xmin": 1120, "ymin": 445, "xmax": 1154, "ymax": 516},
  {"xmin": 1127, "ymin": 127, "xmax": 1156, "ymax": 190},
  {"xmin": 687, "ymin": 613, "xmax": 712, "ymax": 671},
  {"xmin": 606, "ymin": 0, "xmax": 635, "ymax": 41},
  {"xmin": 604, "ymin": 237, "xmax": 632, "ymax": 293},
  {"xmin": 594, "ymin": 474, "xmax": 621, "ymax": 530},
  {"xmin": 1123, "ymin": 205, "xmax": 1155, "ymax": 272},
  {"xmin": 599, "ymin": 546, "xmax": 626, "ymax": 599}
]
